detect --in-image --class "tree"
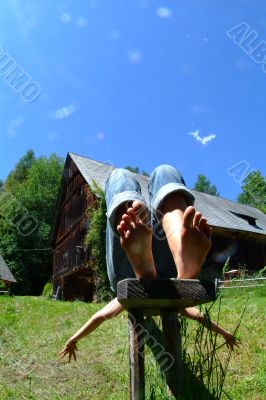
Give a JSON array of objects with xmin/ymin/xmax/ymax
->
[
  {"xmin": 124, "ymin": 166, "xmax": 149, "ymax": 177},
  {"xmin": 237, "ymin": 170, "xmax": 266, "ymax": 214},
  {"xmin": 5, "ymin": 149, "xmax": 35, "ymax": 193},
  {"xmin": 0, "ymin": 151, "xmax": 64, "ymax": 294},
  {"xmin": 194, "ymin": 174, "xmax": 220, "ymax": 196}
]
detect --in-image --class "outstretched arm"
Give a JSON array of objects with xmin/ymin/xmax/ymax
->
[
  {"xmin": 180, "ymin": 306, "xmax": 241, "ymax": 350},
  {"xmin": 59, "ymin": 298, "xmax": 124, "ymax": 362}
]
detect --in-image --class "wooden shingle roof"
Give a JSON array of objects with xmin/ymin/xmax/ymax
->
[{"xmin": 0, "ymin": 254, "xmax": 16, "ymax": 283}]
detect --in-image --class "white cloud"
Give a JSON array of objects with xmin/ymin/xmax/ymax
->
[
  {"xmin": 156, "ymin": 7, "xmax": 172, "ymax": 19},
  {"xmin": 7, "ymin": 116, "xmax": 24, "ymax": 139},
  {"xmin": 47, "ymin": 101, "xmax": 79, "ymax": 120},
  {"xmin": 188, "ymin": 129, "xmax": 216, "ymax": 145},
  {"xmin": 77, "ymin": 17, "xmax": 88, "ymax": 28},
  {"xmin": 60, "ymin": 13, "xmax": 71, "ymax": 23},
  {"xmin": 127, "ymin": 49, "xmax": 142, "ymax": 64},
  {"xmin": 97, "ymin": 131, "xmax": 105, "ymax": 140}
]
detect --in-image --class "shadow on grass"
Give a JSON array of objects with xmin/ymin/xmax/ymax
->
[{"xmin": 143, "ymin": 297, "xmax": 245, "ymax": 400}]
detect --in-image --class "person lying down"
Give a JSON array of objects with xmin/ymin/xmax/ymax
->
[{"xmin": 59, "ymin": 165, "xmax": 240, "ymax": 362}]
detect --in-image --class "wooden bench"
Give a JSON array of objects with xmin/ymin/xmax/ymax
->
[{"xmin": 117, "ymin": 278, "xmax": 217, "ymax": 400}]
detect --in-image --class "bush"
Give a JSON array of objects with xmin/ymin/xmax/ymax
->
[
  {"xmin": 42, "ymin": 282, "xmax": 53, "ymax": 298},
  {"xmin": 257, "ymin": 265, "xmax": 266, "ymax": 277},
  {"xmin": 84, "ymin": 181, "xmax": 113, "ymax": 302}
]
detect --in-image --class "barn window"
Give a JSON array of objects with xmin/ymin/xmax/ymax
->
[{"xmin": 229, "ymin": 211, "xmax": 257, "ymax": 227}]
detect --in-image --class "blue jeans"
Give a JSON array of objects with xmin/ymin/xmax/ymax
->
[{"xmin": 105, "ymin": 165, "xmax": 195, "ymax": 293}]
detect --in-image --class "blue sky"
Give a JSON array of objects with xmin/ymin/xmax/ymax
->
[{"xmin": 0, "ymin": 0, "xmax": 265, "ymax": 201}]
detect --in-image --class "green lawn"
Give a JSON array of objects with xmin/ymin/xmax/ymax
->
[{"xmin": 0, "ymin": 287, "xmax": 265, "ymax": 399}]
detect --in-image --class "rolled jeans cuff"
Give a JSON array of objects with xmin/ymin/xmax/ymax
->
[
  {"xmin": 151, "ymin": 182, "xmax": 195, "ymax": 218},
  {"xmin": 106, "ymin": 191, "xmax": 148, "ymax": 233}
]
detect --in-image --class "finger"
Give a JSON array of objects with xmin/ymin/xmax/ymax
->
[{"xmin": 59, "ymin": 349, "xmax": 67, "ymax": 358}]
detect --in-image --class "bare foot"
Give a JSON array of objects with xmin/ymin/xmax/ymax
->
[
  {"xmin": 117, "ymin": 201, "xmax": 157, "ymax": 279},
  {"xmin": 176, "ymin": 206, "xmax": 212, "ymax": 278},
  {"xmin": 163, "ymin": 206, "xmax": 212, "ymax": 279}
]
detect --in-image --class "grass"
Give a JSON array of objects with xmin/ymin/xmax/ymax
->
[{"xmin": 0, "ymin": 286, "xmax": 265, "ymax": 399}]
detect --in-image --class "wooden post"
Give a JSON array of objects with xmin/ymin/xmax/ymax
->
[
  {"xmin": 117, "ymin": 278, "xmax": 217, "ymax": 400},
  {"xmin": 161, "ymin": 312, "xmax": 183, "ymax": 398},
  {"xmin": 128, "ymin": 310, "xmax": 145, "ymax": 400}
]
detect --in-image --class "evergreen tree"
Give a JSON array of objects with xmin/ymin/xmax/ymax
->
[
  {"xmin": 194, "ymin": 174, "xmax": 219, "ymax": 196},
  {"xmin": 124, "ymin": 165, "xmax": 149, "ymax": 176},
  {"xmin": 237, "ymin": 170, "xmax": 266, "ymax": 214},
  {"xmin": 5, "ymin": 150, "xmax": 35, "ymax": 193}
]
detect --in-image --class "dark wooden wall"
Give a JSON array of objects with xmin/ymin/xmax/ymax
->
[
  {"xmin": 199, "ymin": 230, "xmax": 266, "ymax": 281},
  {"xmin": 52, "ymin": 157, "xmax": 96, "ymax": 300}
]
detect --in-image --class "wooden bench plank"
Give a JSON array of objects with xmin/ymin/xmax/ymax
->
[{"xmin": 117, "ymin": 278, "xmax": 217, "ymax": 312}]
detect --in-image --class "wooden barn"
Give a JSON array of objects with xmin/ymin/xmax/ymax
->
[
  {"xmin": 51, "ymin": 153, "xmax": 266, "ymax": 301},
  {"xmin": 0, "ymin": 254, "xmax": 16, "ymax": 288}
]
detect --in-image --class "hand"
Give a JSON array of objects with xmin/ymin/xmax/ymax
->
[
  {"xmin": 223, "ymin": 332, "xmax": 241, "ymax": 350},
  {"xmin": 59, "ymin": 340, "xmax": 78, "ymax": 363}
]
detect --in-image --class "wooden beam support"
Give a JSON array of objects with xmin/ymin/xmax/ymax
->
[
  {"xmin": 128, "ymin": 310, "xmax": 145, "ymax": 400},
  {"xmin": 161, "ymin": 312, "xmax": 183, "ymax": 397}
]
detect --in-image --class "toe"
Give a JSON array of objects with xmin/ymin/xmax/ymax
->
[
  {"xmin": 183, "ymin": 206, "xmax": 196, "ymax": 228},
  {"xmin": 127, "ymin": 207, "xmax": 138, "ymax": 225},
  {"xmin": 122, "ymin": 214, "xmax": 134, "ymax": 229},
  {"xmin": 117, "ymin": 224, "xmax": 126, "ymax": 238},
  {"xmin": 204, "ymin": 225, "xmax": 212, "ymax": 239},
  {"xmin": 193, "ymin": 212, "xmax": 202, "ymax": 227},
  {"xmin": 130, "ymin": 201, "xmax": 150, "ymax": 226},
  {"xmin": 120, "ymin": 220, "xmax": 132, "ymax": 238},
  {"xmin": 132, "ymin": 200, "xmax": 144, "ymax": 211},
  {"xmin": 199, "ymin": 217, "xmax": 207, "ymax": 230}
]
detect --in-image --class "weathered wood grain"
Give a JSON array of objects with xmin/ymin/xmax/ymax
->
[
  {"xmin": 118, "ymin": 278, "xmax": 217, "ymax": 312},
  {"xmin": 128, "ymin": 310, "xmax": 145, "ymax": 400},
  {"xmin": 120, "ymin": 278, "xmax": 217, "ymax": 399}
]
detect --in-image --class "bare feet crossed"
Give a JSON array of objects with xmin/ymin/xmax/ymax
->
[{"xmin": 117, "ymin": 200, "xmax": 157, "ymax": 280}]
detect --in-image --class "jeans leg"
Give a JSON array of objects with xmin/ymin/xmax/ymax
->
[
  {"xmin": 105, "ymin": 168, "xmax": 147, "ymax": 293},
  {"xmin": 149, "ymin": 165, "xmax": 195, "ymax": 278},
  {"xmin": 149, "ymin": 164, "xmax": 195, "ymax": 219}
]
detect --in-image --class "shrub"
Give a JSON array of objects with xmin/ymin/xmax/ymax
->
[
  {"xmin": 42, "ymin": 282, "xmax": 53, "ymax": 298},
  {"xmin": 84, "ymin": 181, "xmax": 113, "ymax": 302}
]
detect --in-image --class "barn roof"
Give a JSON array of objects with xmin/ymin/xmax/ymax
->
[
  {"xmin": 0, "ymin": 254, "xmax": 16, "ymax": 283},
  {"xmin": 67, "ymin": 152, "xmax": 266, "ymax": 238}
]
